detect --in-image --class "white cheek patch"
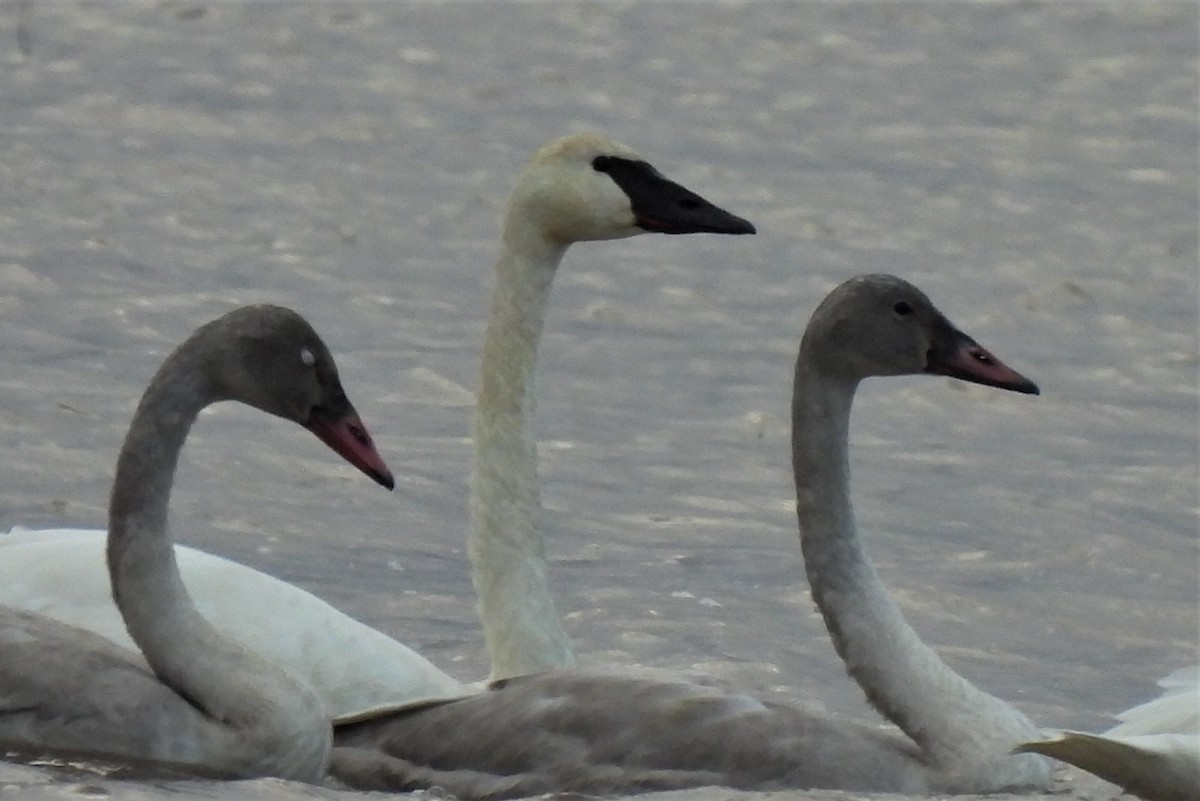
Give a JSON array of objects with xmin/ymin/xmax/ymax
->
[{"xmin": 300, "ymin": 347, "xmax": 316, "ymax": 367}]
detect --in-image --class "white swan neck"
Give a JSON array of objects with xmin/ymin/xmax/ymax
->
[
  {"xmin": 791, "ymin": 359, "xmax": 1046, "ymax": 789},
  {"xmin": 470, "ymin": 237, "xmax": 577, "ymax": 679},
  {"xmin": 107, "ymin": 335, "xmax": 329, "ymax": 779}
]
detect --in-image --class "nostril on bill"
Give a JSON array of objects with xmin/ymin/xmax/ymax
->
[{"xmin": 971, "ymin": 349, "xmax": 995, "ymax": 365}]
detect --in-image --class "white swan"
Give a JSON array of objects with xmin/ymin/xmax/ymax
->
[
  {"xmin": 1016, "ymin": 666, "xmax": 1200, "ymax": 801},
  {"xmin": 0, "ymin": 132, "xmax": 755, "ymax": 719},
  {"xmin": 470, "ymin": 132, "xmax": 755, "ymax": 679},
  {"xmin": 0, "ymin": 305, "xmax": 395, "ymax": 780},
  {"xmin": 331, "ymin": 274, "xmax": 1052, "ymax": 798}
]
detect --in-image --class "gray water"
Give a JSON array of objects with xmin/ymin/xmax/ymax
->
[{"xmin": 0, "ymin": 2, "xmax": 1195, "ymax": 799}]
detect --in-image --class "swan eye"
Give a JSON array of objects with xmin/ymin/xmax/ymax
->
[
  {"xmin": 299, "ymin": 347, "xmax": 317, "ymax": 368},
  {"xmin": 893, "ymin": 301, "xmax": 913, "ymax": 317}
]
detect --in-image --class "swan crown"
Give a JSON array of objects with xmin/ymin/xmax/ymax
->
[{"xmin": 194, "ymin": 305, "xmax": 334, "ymax": 418}]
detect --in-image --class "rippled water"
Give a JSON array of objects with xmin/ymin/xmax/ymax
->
[{"xmin": 0, "ymin": 2, "xmax": 1195, "ymax": 799}]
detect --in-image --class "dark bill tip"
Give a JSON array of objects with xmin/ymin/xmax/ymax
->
[
  {"xmin": 637, "ymin": 205, "xmax": 757, "ymax": 236},
  {"xmin": 307, "ymin": 410, "xmax": 396, "ymax": 490},
  {"xmin": 927, "ymin": 335, "xmax": 1040, "ymax": 396},
  {"xmin": 594, "ymin": 155, "xmax": 755, "ymax": 235}
]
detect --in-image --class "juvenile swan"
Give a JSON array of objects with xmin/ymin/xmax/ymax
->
[
  {"xmin": 0, "ymin": 133, "xmax": 754, "ymax": 719},
  {"xmin": 1016, "ymin": 666, "xmax": 1200, "ymax": 801},
  {"xmin": 332, "ymin": 275, "xmax": 1052, "ymax": 798},
  {"xmin": 0, "ymin": 306, "xmax": 394, "ymax": 780}
]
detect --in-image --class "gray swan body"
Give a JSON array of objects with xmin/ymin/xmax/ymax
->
[
  {"xmin": 0, "ymin": 306, "xmax": 394, "ymax": 780},
  {"xmin": 332, "ymin": 275, "xmax": 1052, "ymax": 797},
  {"xmin": 0, "ymin": 134, "xmax": 754, "ymax": 716}
]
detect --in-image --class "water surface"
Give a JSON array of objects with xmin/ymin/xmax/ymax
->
[{"xmin": 0, "ymin": 3, "xmax": 1195, "ymax": 799}]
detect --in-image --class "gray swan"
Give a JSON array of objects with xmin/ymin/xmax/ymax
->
[
  {"xmin": 0, "ymin": 133, "xmax": 754, "ymax": 719},
  {"xmin": 330, "ymin": 274, "xmax": 1053, "ymax": 797},
  {"xmin": 0, "ymin": 305, "xmax": 394, "ymax": 781}
]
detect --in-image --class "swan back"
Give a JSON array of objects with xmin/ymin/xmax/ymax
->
[
  {"xmin": 1108, "ymin": 666, "xmax": 1200, "ymax": 738},
  {"xmin": 1016, "ymin": 667, "xmax": 1200, "ymax": 801},
  {"xmin": 0, "ymin": 528, "xmax": 466, "ymax": 722},
  {"xmin": 1016, "ymin": 731, "xmax": 1200, "ymax": 801}
]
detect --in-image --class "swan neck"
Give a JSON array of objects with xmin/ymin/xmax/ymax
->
[
  {"xmin": 108, "ymin": 346, "xmax": 209, "ymax": 661},
  {"xmin": 106, "ymin": 333, "xmax": 329, "ymax": 780},
  {"xmin": 470, "ymin": 237, "xmax": 576, "ymax": 679},
  {"xmin": 792, "ymin": 357, "xmax": 1045, "ymax": 787}
]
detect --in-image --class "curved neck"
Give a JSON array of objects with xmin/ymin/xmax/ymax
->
[
  {"xmin": 791, "ymin": 355, "xmax": 1045, "ymax": 788},
  {"xmin": 106, "ymin": 335, "xmax": 329, "ymax": 780},
  {"xmin": 470, "ymin": 228, "xmax": 576, "ymax": 679}
]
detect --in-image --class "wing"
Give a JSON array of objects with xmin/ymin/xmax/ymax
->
[
  {"xmin": 332, "ymin": 667, "xmax": 924, "ymax": 798},
  {"xmin": 0, "ymin": 607, "xmax": 217, "ymax": 770}
]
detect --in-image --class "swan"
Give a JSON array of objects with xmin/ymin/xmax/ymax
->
[
  {"xmin": 0, "ymin": 305, "xmax": 395, "ymax": 780},
  {"xmin": 0, "ymin": 132, "xmax": 755, "ymax": 719},
  {"xmin": 331, "ymin": 274, "xmax": 1053, "ymax": 798},
  {"xmin": 1016, "ymin": 666, "xmax": 1200, "ymax": 801},
  {"xmin": 470, "ymin": 132, "xmax": 755, "ymax": 678}
]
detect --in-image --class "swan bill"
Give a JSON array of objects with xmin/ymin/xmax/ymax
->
[
  {"xmin": 306, "ymin": 410, "xmax": 396, "ymax": 490},
  {"xmin": 592, "ymin": 156, "xmax": 756, "ymax": 236},
  {"xmin": 926, "ymin": 331, "xmax": 1040, "ymax": 396}
]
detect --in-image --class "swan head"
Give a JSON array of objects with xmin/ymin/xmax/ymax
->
[
  {"xmin": 802, "ymin": 274, "xmax": 1039, "ymax": 394},
  {"xmin": 503, "ymin": 133, "xmax": 755, "ymax": 247},
  {"xmin": 201, "ymin": 305, "xmax": 396, "ymax": 489}
]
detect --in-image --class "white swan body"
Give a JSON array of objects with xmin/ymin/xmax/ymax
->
[
  {"xmin": 332, "ymin": 274, "xmax": 1052, "ymax": 797},
  {"xmin": 1108, "ymin": 666, "xmax": 1200, "ymax": 738},
  {"xmin": 0, "ymin": 527, "xmax": 464, "ymax": 720},
  {"xmin": 0, "ymin": 305, "xmax": 395, "ymax": 779},
  {"xmin": 0, "ymin": 133, "xmax": 755, "ymax": 718},
  {"xmin": 1017, "ymin": 667, "xmax": 1200, "ymax": 801}
]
